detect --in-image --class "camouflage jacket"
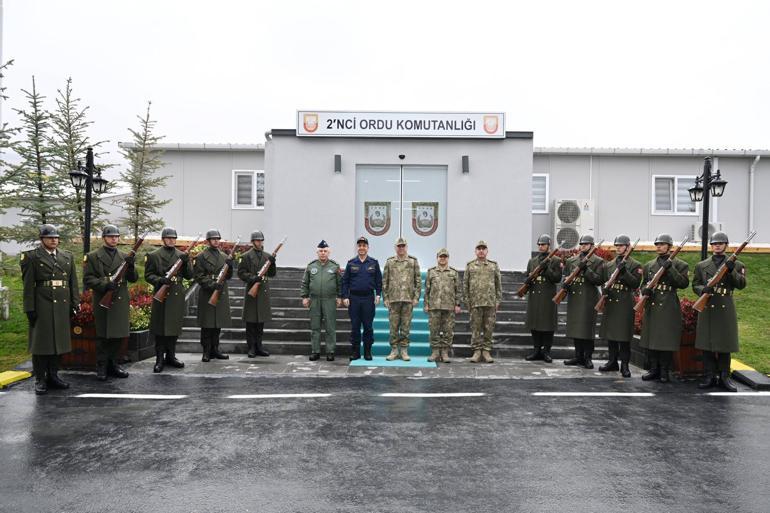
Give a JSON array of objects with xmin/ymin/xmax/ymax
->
[
  {"xmin": 424, "ymin": 265, "xmax": 462, "ymax": 310},
  {"xmin": 463, "ymin": 258, "xmax": 502, "ymax": 308},
  {"xmin": 382, "ymin": 255, "xmax": 421, "ymax": 303}
]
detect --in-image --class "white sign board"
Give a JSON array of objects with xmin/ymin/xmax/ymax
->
[{"xmin": 297, "ymin": 111, "xmax": 505, "ymax": 138}]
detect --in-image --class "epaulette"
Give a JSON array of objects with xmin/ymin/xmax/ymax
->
[{"xmin": 328, "ymin": 259, "xmax": 339, "ymax": 266}]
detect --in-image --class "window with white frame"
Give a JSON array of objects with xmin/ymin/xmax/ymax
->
[
  {"xmin": 232, "ymin": 170, "xmax": 264, "ymax": 209},
  {"xmin": 532, "ymin": 174, "xmax": 549, "ymax": 213},
  {"xmin": 652, "ymin": 175, "xmax": 697, "ymax": 215}
]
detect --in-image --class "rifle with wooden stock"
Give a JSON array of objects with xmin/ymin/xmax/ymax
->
[
  {"xmin": 633, "ymin": 237, "xmax": 690, "ymax": 315},
  {"xmin": 516, "ymin": 244, "xmax": 564, "ymax": 298},
  {"xmin": 208, "ymin": 238, "xmax": 241, "ymax": 307},
  {"xmin": 99, "ymin": 232, "xmax": 148, "ymax": 309},
  {"xmin": 594, "ymin": 238, "xmax": 640, "ymax": 313},
  {"xmin": 552, "ymin": 240, "xmax": 604, "ymax": 305},
  {"xmin": 692, "ymin": 231, "xmax": 756, "ymax": 312},
  {"xmin": 153, "ymin": 234, "xmax": 202, "ymax": 303},
  {"xmin": 247, "ymin": 236, "xmax": 287, "ymax": 298}
]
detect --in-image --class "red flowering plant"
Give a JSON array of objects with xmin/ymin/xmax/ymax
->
[
  {"xmin": 72, "ymin": 290, "xmax": 95, "ymax": 327},
  {"xmin": 71, "ymin": 284, "xmax": 155, "ymax": 330},
  {"xmin": 633, "ymin": 296, "xmax": 698, "ymax": 335}
]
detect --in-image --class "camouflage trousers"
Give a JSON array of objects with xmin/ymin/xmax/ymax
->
[
  {"xmin": 428, "ymin": 310, "xmax": 455, "ymax": 349},
  {"xmin": 388, "ymin": 301, "xmax": 414, "ymax": 347},
  {"xmin": 470, "ymin": 306, "xmax": 496, "ymax": 351}
]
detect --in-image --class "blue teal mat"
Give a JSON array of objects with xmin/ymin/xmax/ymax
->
[{"xmin": 349, "ymin": 356, "xmax": 437, "ymax": 368}]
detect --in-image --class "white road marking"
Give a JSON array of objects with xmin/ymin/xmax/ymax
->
[
  {"xmin": 227, "ymin": 393, "xmax": 332, "ymax": 399},
  {"xmin": 76, "ymin": 393, "xmax": 187, "ymax": 400},
  {"xmin": 380, "ymin": 392, "xmax": 486, "ymax": 398},
  {"xmin": 707, "ymin": 391, "xmax": 770, "ymax": 396},
  {"xmin": 532, "ymin": 392, "xmax": 655, "ymax": 397}
]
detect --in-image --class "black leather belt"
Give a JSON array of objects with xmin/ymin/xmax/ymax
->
[{"xmin": 36, "ymin": 280, "xmax": 66, "ymax": 287}]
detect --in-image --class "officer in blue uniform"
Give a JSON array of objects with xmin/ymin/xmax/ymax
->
[{"xmin": 342, "ymin": 236, "xmax": 382, "ymax": 361}]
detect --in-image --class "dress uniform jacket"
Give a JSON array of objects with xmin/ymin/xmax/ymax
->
[
  {"xmin": 144, "ymin": 246, "xmax": 193, "ymax": 337},
  {"xmin": 83, "ymin": 246, "xmax": 138, "ymax": 339},
  {"xmin": 22, "ymin": 247, "xmax": 79, "ymax": 354},
  {"xmin": 524, "ymin": 254, "xmax": 562, "ymax": 332},
  {"xmin": 193, "ymin": 247, "xmax": 233, "ymax": 329},
  {"xmin": 563, "ymin": 254, "xmax": 604, "ymax": 340},
  {"xmin": 598, "ymin": 256, "xmax": 643, "ymax": 342},
  {"xmin": 639, "ymin": 256, "xmax": 689, "ymax": 351},
  {"xmin": 692, "ymin": 256, "xmax": 746, "ymax": 353},
  {"xmin": 238, "ymin": 248, "xmax": 276, "ymax": 323}
]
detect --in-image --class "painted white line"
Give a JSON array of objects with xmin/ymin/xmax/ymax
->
[
  {"xmin": 708, "ymin": 391, "xmax": 770, "ymax": 396},
  {"xmin": 227, "ymin": 393, "xmax": 332, "ymax": 399},
  {"xmin": 532, "ymin": 392, "xmax": 655, "ymax": 397},
  {"xmin": 380, "ymin": 393, "xmax": 486, "ymax": 398},
  {"xmin": 76, "ymin": 394, "xmax": 187, "ymax": 400}
]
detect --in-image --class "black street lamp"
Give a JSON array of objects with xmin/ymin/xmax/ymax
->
[
  {"xmin": 69, "ymin": 147, "xmax": 108, "ymax": 254},
  {"xmin": 688, "ymin": 156, "xmax": 727, "ymax": 260}
]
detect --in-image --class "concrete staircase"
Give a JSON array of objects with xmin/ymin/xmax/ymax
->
[{"xmin": 177, "ymin": 266, "xmax": 609, "ymax": 359}]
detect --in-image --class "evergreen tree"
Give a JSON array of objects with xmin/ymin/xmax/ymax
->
[
  {"xmin": 119, "ymin": 101, "xmax": 169, "ymax": 240},
  {"xmin": 48, "ymin": 77, "xmax": 109, "ymax": 243},
  {"xmin": 6, "ymin": 76, "xmax": 68, "ymax": 244},
  {"xmin": 0, "ymin": 61, "xmax": 21, "ymax": 215}
]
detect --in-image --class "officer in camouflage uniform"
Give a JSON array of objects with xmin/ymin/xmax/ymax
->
[
  {"xmin": 523, "ymin": 234, "xmax": 563, "ymax": 363},
  {"xmin": 238, "ymin": 230, "xmax": 276, "ymax": 358},
  {"xmin": 424, "ymin": 248, "xmax": 462, "ymax": 363},
  {"xmin": 639, "ymin": 233, "xmax": 690, "ymax": 383},
  {"xmin": 598, "ymin": 234, "xmax": 643, "ymax": 378},
  {"xmin": 382, "ymin": 237, "xmax": 421, "ymax": 361},
  {"xmin": 562, "ymin": 234, "xmax": 604, "ymax": 369},
  {"xmin": 464, "ymin": 240, "xmax": 502, "ymax": 363},
  {"xmin": 301, "ymin": 240, "xmax": 342, "ymax": 361},
  {"xmin": 22, "ymin": 225, "xmax": 79, "ymax": 395},
  {"xmin": 194, "ymin": 229, "xmax": 234, "ymax": 362},
  {"xmin": 693, "ymin": 231, "xmax": 746, "ymax": 392},
  {"xmin": 83, "ymin": 224, "xmax": 137, "ymax": 381},
  {"xmin": 144, "ymin": 227, "xmax": 193, "ymax": 373}
]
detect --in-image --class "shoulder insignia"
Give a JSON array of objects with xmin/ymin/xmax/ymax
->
[{"xmin": 83, "ymin": 255, "xmax": 88, "ymax": 263}]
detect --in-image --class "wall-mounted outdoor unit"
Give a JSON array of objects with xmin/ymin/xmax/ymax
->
[
  {"xmin": 553, "ymin": 199, "xmax": 595, "ymax": 249},
  {"xmin": 691, "ymin": 222, "xmax": 723, "ymax": 242}
]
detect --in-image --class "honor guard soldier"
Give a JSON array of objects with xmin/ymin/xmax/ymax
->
[
  {"xmin": 194, "ymin": 229, "xmax": 234, "ymax": 361},
  {"xmin": 301, "ymin": 240, "xmax": 342, "ymax": 361},
  {"xmin": 464, "ymin": 240, "xmax": 502, "ymax": 363},
  {"xmin": 598, "ymin": 234, "xmax": 642, "ymax": 377},
  {"xmin": 523, "ymin": 234, "xmax": 562, "ymax": 363},
  {"xmin": 562, "ymin": 234, "xmax": 604, "ymax": 369},
  {"xmin": 382, "ymin": 237, "xmax": 421, "ymax": 361},
  {"xmin": 639, "ymin": 233, "xmax": 689, "ymax": 383},
  {"xmin": 22, "ymin": 224, "xmax": 79, "ymax": 394},
  {"xmin": 693, "ymin": 231, "xmax": 746, "ymax": 392},
  {"xmin": 341, "ymin": 236, "xmax": 382, "ymax": 361},
  {"xmin": 144, "ymin": 227, "xmax": 193, "ymax": 373},
  {"xmin": 424, "ymin": 248, "xmax": 462, "ymax": 363},
  {"xmin": 238, "ymin": 230, "xmax": 276, "ymax": 358},
  {"xmin": 83, "ymin": 224, "xmax": 137, "ymax": 381}
]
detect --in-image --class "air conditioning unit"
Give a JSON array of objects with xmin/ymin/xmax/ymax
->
[
  {"xmin": 691, "ymin": 222, "xmax": 723, "ymax": 242},
  {"xmin": 553, "ymin": 199, "xmax": 595, "ymax": 249}
]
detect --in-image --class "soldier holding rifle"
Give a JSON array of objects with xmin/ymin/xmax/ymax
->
[
  {"xmin": 692, "ymin": 231, "xmax": 749, "ymax": 392},
  {"xmin": 521, "ymin": 234, "xmax": 562, "ymax": 363},
  {"xmin": 194, "ymin": 229, "xmax": 235, "ymax": 362},
  {"xmin": 238, "ymin": 230, "xmax": 277, "ymax": 358},
  {"xmin": 83, "ymin": 225, "xmax": 139, "ymax": 381}
]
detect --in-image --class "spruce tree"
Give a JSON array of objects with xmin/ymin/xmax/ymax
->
[
  {"xmin": 119, "ymin": 101, "xmax": 169, "ymax": 240},
  {"xmin": 0, "ymin": 61, "xmax": 20, "ymax": 215}
]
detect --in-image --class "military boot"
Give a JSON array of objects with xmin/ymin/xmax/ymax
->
[
  {"xmin": 326, "ymin": 353, "xmax": 335, "ymax": 362},
  {"xmin": 563, "ymin": 347, "xmax": 584, "ymax": 366},
  {"xmin": 153, "ymin": 346, "xmax": 165, "ymax": 374},
  {"xmin": 620, "ymin": 361, "xmax": 631, "ymax": 378},
  {"xmin": 349, "ymin": 343, "xmax": 361, "ymax": 361},
  {"xmin": 385, "ymin": 347, "xmax": 400, "ymax": 361},
  {"xmin": 599, "ymin": 360, "xmax": 619, "ymax": 372},
  {"xmin": 658, "ymin": 367, "xmax": 671, "ymax": 383},
  {"xmin": 641, "ymin": 366, "xmax": 660, "ymax": 381},
  {"xmin": 469, "ymin": 350, "xmax": 482, "ymax": 363},
  {"xmin": 164, "ymin": 345, "xmax": 185, "ymax": 368},
  {"xmin": 719, "ymin": 371, "xmax": 738, "ymax": 392},
  {"xmin": 34, "ymin": 377, "xmax": 48, "ymax": 395},
  {"xmin": 427, "ymin": 349, "xmax": 441, "ymax": 362},
  {"xmin": 363, "ymin": 344, "xmax": 373, "ymax": 361},
  {"xmin": 542, "ymin": 348, "xmax": 553, "ymax": 363},
  {"xmin": 309, "ymin": 353, "xmax": 320, "ymax": 361},
  {"xmin": 96, "ymin": 360, "xmax": 108, "ymax": 381},
  {"xmin": 211, "ymin": 342, "xmax": 229, "ymax": 360},
  {"xmin": 400, "ymin": 346, "xmax": 411, "ymax": 362},
  {"xmin": 440, "ymin": 348, "xmax": 451, "ymax": 364},
  {"xmin": 246, "ymin": 340, "xmax": 257, "ymax": 358},
  {"xmin": 253, "ymin": 339, "xmax": 270, "ymax": 357},
  {"xmin": 107, "ymin": 360, "xmax": 129, "ymax": 379},
  {"xmin": 201, "ymin": 339, "xmax": 211, "ymax": 362},
  {"xmin": 525, "ymin": 347, "xmax": 543, "ymax": 361},
  {"xmin": 698, "ymin": 372, "xmax": 718, "ymax": 389},
  {"xmin": 46, "ymin": 360, "xmax": 70, "ymax": 390},
  {"xmin": 482, "ymin": 350, "xmax": 494, "ymax": 363}
]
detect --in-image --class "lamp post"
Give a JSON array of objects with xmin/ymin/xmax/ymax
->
[
  {"xmin": 688, "ymin": 156, "xmax": 727, "ymax": 260},
  {"xmin": 69, "ymin": 147, "xmax": 108, "ymax": 254}
]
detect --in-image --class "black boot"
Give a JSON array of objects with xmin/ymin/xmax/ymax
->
[
  {"xmin": 201, "ymin": 333, "xmax": 211, "ymax": 362},
  {"xmin": 564, "ymin": 357, "xmax": 582, "ymax": 366},
  {"xmin": 46, "ymin": 358, "xmax": 70, "ymax": 390},
  {"xmin": 326, "ymin": 353, "xmax": 335, "ymax": 361},
  {"xmin": 525, "ymin": 347, "xmax": 544, "ymax": 361},
  {"xmin": 164, "ymin": 340, "xmax": 185, "ymax": 368},
  {"xmin": 719, "ymin": 371, "xmax": 738, "ymax": 392},
  {"xmin": 698, "ymin": 372, "xmax": 718, "ymax": 389},
  {"xmin": 247, "ymin": 340, "xmax": 257, "ymax": 358},
  {"xmin": 211, "ymin": 342, "xmax": 229, "ymax": 360},
  {"xmin": 309, "ymin": 353, "xmax": 320, "ymax": 361},
  {"xmin": 620, "ymin": 361, "xmax": 631, "ymax": 378},
  {"xmin": 641, "ymin": 366, "xmax": 660, "ymax": 381},
  {"xmin": 96, "ymin": 360, "xmax": 108, "ymax": 381},
  {"xmin": 253, "ymin": 339, "xmax": 270, "ymax": 357},
  {"xmin": 363, "ymin": 344, "xmax": 373, "ymax": 361},
  {"xmin": 564, "ymin": 343, "xmax": 584, "ymax": 366},
  {"xmin": 34, "ymin": 379, "xmax": 48, "ymax": 395},
  {"xmin": 349, "ymin": 343, "xmax": 361, "ymax": 361},
  {"xmin": 153, "ymin": 346, "xmax": 165, "ymax": 373},
  {"xmin": 584, "ymin": 357, "xmax": 594, "ymax": 369},
  {"xmin": 599, "ymin": 360, "xmax": 619, "ymax": 372},
  {"xmin": 542, "ymin": 348, "xmax": 553, "ymax": 363},
  {"xmin": 659, "ymin": 367, "xmax": 670, "ymax": 383},
  {"xmin": 583, "ymin": 343, "xmax": 594, "ymax": 369},
  {"xmin": 600, "ymin": 341, "xmax": 619, "ymax": 372},
  {"xmin": 107, "ymin": 360, "xmax": 129, "ymax": 378}
]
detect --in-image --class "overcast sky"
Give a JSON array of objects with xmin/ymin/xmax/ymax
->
[{"xmin": 2, "ymin": 0, "xmax": 769, "ymax": 181}]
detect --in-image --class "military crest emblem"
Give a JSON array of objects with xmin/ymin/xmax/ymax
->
[
  {"xmin": 364, "ymin": 201, "xmax": 391, "ymax": 236},
  {"xmin": 412, "ymin": 201, "xmax": 439, "ymax": 237},
  {"xmin": 303, "ymin": 113, "xmax": 319, "ymax": 133},
  {"xmin": 483, "ymin": 115, "xmax": 499, "ymax": 135}
]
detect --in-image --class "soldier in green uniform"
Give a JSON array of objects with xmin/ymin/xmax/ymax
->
[
  {"xmin": 237, "ymin": 230, "xmax": 276, "ymax": 358},
  {"xmin": 382, "ymin": 237, "xmax": 421, "ymax": 361},
  {"xmin": 22, "ymin": 225, "xmax": 79, "ymax": 395},
  {"xmin": 562, "ymin": 234, "xmax": 604, "ymax": 369},
  {"xmin": 424, "ymin": 248, "xmax": 462, "ymax": 363},
  {"xmin": 194, "ymin": 229, "xmax": 234, "ymax": 362},
  {"xmin": 639, "ymin": 233, "xmax": 690, "ymax": 383},
  {"xmin": 598, "ymin": 234, "xmax": 643, "ymax": 377},
  {"xmin": 83, "ymin": 224, "xmax": 137, "ymax": 381},
  {"xmin": 464, "ymin": 240, "xmax": 502, "ymax": 363},
  {"xmin": 300, "ymin": 240, "xmax": 342, "ymax": 361},
  {"xmin": 144, "ymin": 227, "xmax": 193, "ymax": 373},
  {"xmin": 523, "ymin": 234, "xmax": 563, "ymax": 363},
  {"xmin": 692, "ymin": 231, "xmax": 746, "ymax": 392}
]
